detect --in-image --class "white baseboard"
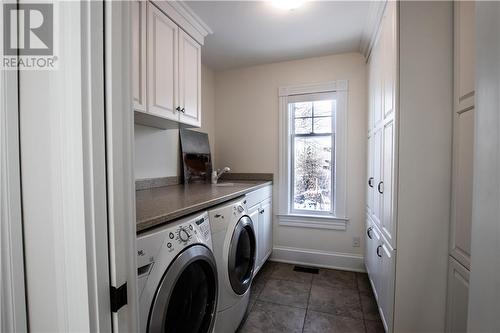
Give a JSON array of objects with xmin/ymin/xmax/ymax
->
[{"xmin": 270, "ymin": 246, "xmax": 366, "ymax": 272}]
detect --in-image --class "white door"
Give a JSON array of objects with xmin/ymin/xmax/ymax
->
[
  {"xmin": 383, "ymin": 1, "xmax": 396, "ymax": 121},
  {"xmin": 450, "ymin": 0, "xmax": 475, "ymax": 270},
  {"xmin": 367, "ymin": 134, "xmax": 374, "ymax": 215},
  {"xmin": 147, "ymin": 2, "xmax": 178, "ymax": 120},
  {"xmin": 372, "ymin": 43, "xmax": 383, "ymax": 128},
  {"xmin": 260, "ymin": 198, "xmax": 273, "ymax": 265},
  {"xmin": 365, "ymin": 216, "xmax": 376, "ymax": 292},
  {"xmin": 445, "ymin": 257, "xmax": 469, "ymax": 333},
  {"xmin": 178, "ymin": 30, "xmax": 201, "ymax": 127},
  {"xmin": 382, "ymin": 120, "xmax": 395, "ymax": 247},
  {"xmin": 379, "ymin": 241, "xmax": 395, "ymax": 333},
  {"xmin": 248, "ymin": 204, "xmax": 261, "ymax": 275},
  {"xmin": 371, "ymin": 224, "xmax": 382, "ymax": 302},
  {"xmin": 372, "ymin": 128, "xmax": 383, "ymax": 228},
  {"xmin": 131, "ymin": 0, "xmax": 146, "ymax": 112}
]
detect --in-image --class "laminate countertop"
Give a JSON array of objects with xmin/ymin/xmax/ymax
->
[{"xmin": 136, "ymin": 180, "xmax": 272, "ymax": 233}]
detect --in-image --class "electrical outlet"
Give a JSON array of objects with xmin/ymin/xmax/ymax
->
[{"xmin": 352, "ymin": 236, "xmax": 361, "ymax": 247}]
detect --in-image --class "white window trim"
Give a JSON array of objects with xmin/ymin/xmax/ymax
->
[{"xmin": 278, "ymin": 80, "xmax": 349, "ymax": 230}]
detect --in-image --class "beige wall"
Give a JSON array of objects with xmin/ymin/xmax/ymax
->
[
  {"xmin": 214, "ymin": 52, "xmax": 368, "ymax": 260},
  {"xmin": 134, "ymin": 64, "xmax": 216, "ymax": 180}
]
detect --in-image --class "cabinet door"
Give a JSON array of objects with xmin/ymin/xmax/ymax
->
[
  {"xmin": 260, "ymin": 198, "xmax": 273, "ymax": 266},
  {"xmin": 132, "ymin": 0, "xmax": 147, "ymax": 112},
  {"xmin": 379, "ymin": 240, "xmax": 395, "ymax": 333},
  {"xmin": 370, "ymin": 224, "xmax": 383, "ymax": 302},
  {"xmin": 454, "ymin": 1, "xmax": 475, "ymax": 111},
  {"xmin": 248, "ymin": 204, "xmax": 260, "ymax": 276},
  {"xmin": 373, "ymin": 44, "xmax": 383, "ymax": 128},
  {"xmin": 367, "ymin": 134, "xmax": 374, "ymax": 215},
  {"xmin": 178, "ymin": 30, "xmax": 201, "ymax": 127},
  {"xmin": 147, "ymin": 2, "xmax": 178, "ymax": 120},
  {"xmin": 365, "ymin": 216, "xmax": 377, "ymax": 296},
  {"xmin": 445, "ymin": 257, "xmax": 469, "ymax": 333},
  {"xmin": 450, "ymin": 0, "xmax": 475, "ymax": 270},
  {"xmin": 372, "ymin": 128, "xmax": 383, "ymax": 228},
  {"xmin": 383, "ymin": 1, "xmax": 396, "ymax": 120},
  {"xmin": 368, "ymin": 56, "xmax": 375, "ymax": 130},
  {"xmin": 382, "ymin": 120, "xmax": 395, "ymax": 246}
]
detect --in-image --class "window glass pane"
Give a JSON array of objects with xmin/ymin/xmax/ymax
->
[
  {"xmin": 293, "ymin": 102, "xmax": 312, "ymax": 117},
  {"xmin": 294, "ymin": 118, "xmax": 312, "ymax": 134},
  {"xmin": 313, "ymin": 117, "xmax": 332, "ymax": 134},
  {"xmin": 313, "ymin": 100, "xmax": 333, "ymax": 116},
  {"xmin": 293, "ymin": 136, "xmax": 332, "ymax": 212}
]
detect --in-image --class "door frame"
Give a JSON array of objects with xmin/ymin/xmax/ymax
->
[
  {"xmin": 0, "ymin": 34, "xmax": 28, "ymax": 333},
  {"xmin": 104, "ymin": 1, "xmax": 140, "ymax": 331}
]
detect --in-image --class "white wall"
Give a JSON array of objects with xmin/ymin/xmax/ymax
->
[
  {"xmin": 134, "ymin": 64, "xmax": 216, "ymax": 180},
  {"xmin": 214, "ymin": 53, "xmax": 367, "ymax": 267}
]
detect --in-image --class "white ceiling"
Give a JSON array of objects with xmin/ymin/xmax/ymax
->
[{"xmin": 186, "ymin": 1, "xmax": 371, "ymax": 71}]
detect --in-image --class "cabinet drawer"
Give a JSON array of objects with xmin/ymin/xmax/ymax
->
[{"xmin": 246, "ymin": 185, "xmax": 272, "ymax": 208}]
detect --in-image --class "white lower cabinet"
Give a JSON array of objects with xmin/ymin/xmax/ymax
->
[
  {"xmin": 445, "ymin": 257, "xmax": 469, "ymax": 333},
  {"xmin": 365, "ymin": 217, "xmax": 395, "ymax": 333},
  {"xmin": 246, "ymin": 185, "xmax": 273, "ymax": 276}
]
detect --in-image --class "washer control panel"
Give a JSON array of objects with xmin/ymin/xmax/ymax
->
[{"xmin": 136, "ymin": 211, "xmax": 211, "ymax": 274}]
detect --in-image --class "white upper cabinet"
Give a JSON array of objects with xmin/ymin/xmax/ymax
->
[
  {"xmin": 147, "ymin": 2, "xmax": 178, "ymax": 121},
  {"xmin": 133, "ymin": 1, "xmax": 208, "ymax": 129},
  {"xmin": 178, "ymin": 30, "xmax": 201, "ymax": 127},
  {"xmin": 132, "ymin": 1, "xmax": 147, "ymax": 112}
]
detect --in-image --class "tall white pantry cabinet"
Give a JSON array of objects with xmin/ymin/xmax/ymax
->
[{"xmin": 365, "ymin": 2, "xmax": 453, "ymax": 332}]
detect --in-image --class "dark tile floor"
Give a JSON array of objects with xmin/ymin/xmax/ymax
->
[{"xmin": 237, "ymin": 261, "xmax": 385, "ymax": 333}]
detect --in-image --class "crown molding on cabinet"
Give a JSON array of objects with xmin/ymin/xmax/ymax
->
[
  {"xmin": 359, "ymin": 0, "xmax": 387, "ymax": 60},
  {"xmin": 151, "ymin": 1, "xmax": 213, "ymax": 45}
]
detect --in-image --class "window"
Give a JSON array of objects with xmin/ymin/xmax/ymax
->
[
  {"xmin": 278, "ymin": 81, "xmax": 348, "ymax": 227},
  {"xmin": 291, "ymin": 97, "xmax": 335, "ymax": 214}
]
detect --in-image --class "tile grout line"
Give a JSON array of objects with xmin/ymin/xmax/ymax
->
[{"xmin": 301, "ymin": 277, "xmax": 313, "ymax": 333}]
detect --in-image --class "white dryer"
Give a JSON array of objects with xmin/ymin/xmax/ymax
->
[
  {"xmin": 208, "ymin": 197, "xmax": 257, "ymax": 333},
  {"xmin": 137, "ymin": 211, "xmax": 218, "ymax": 333}
]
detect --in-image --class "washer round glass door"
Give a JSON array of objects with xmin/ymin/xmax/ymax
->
[
  {"xmin": 228, "ymin": 215, "xmax": 256, "ymax": 295},
  {"xmin": 148, "ymin": 245, "xmax": 218, "ymax": 333}
]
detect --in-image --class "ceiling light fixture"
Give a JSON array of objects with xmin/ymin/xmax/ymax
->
[{"xmin": 271, "ymin": 0, "xmax": 306, "ymax": 11}]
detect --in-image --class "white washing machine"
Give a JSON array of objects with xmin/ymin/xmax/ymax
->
[
  {"xmin": 137, "ymin": 211, "xmax": 218, "ymax": 333},
  {"xmin": 208, "ymin": 197, "xmax": 257, "ymax": 333}
]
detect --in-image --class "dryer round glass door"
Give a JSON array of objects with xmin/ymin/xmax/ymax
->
[
  {"xmin": 228, "ymin": 215, "xmax": 256, "ymax": 295},
  {"xmin": 148, "ymin": 245, "xmax": 218, "ymax": 333}
]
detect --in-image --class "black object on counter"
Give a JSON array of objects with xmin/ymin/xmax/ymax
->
[{"xmin": 179, "ymin": 129, "xmax": 212, "ymax": 184}]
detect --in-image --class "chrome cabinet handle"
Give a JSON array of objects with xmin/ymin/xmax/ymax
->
[
  {"xmin": 377, "ymin": 181, "xmax": 384, "ymax": 194},
  {"xmin": 376, "ymin": 245, "xmax": 382, "ymax": 258},
  {"xmin": 368, "ymin": 177, "xmax": 374, "ymax": 188},
  {"xmin": 176, "ymin": 106, "xmax": 181, "ymax": 112},
  {"xmin": 180, "ymin": 107, "xmax": 185, "ymax": 113},
  {"xmin": 367, "ymin": 227, "xmax": 373, "ymax": 239},
  {"xmin": 258, "ymin": 208, "xmax": 265, "ymax": 214}
]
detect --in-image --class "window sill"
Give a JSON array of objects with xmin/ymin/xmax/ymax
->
[{"xmin": 278, "ymin": 214, "xmax": 349, "ymax": 231}]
